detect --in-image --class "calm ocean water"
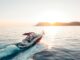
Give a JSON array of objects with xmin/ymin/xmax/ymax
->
[{"xmin": 0, "ymin": 26, "xmax": 80, "ymax": 60}]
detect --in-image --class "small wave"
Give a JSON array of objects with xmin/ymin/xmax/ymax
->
[{"xmin": 33, "ymin": 47, "xmax": 80, "ymax": 60}]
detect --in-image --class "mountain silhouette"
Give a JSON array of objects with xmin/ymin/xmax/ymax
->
[{"xmin": 36, "ymin": 21, "xmax": 80, "ymax": 26}]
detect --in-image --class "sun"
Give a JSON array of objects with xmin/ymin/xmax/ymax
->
[{"xmin": 34, "ymin": 10, "xmax": 68, "ymax": 23}]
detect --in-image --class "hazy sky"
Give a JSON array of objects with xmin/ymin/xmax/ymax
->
[{"xmin": 0, "ymin": 0, "xmax": 80, "ymax": 26}]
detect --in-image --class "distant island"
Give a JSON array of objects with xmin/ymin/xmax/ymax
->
[{"xmin": 36, "ymin": 22, "xmax": 80, "ymax": 26}]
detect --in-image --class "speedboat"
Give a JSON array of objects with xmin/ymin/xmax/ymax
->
[{"xmin": 16, "ymin": 32, "xmax": 43, "ymax": 51}]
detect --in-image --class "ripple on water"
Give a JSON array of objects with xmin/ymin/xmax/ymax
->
[{"xmin": 33, "ymin": 47, "xmax": 80, "ymax": 60}]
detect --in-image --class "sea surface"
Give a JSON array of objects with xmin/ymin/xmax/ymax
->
[{"xmin": 0, "ymin": 26, "xmax": 80, "ymax": 60}]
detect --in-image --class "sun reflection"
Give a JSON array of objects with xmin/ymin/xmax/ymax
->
[{"xmin": 41, "ymin": 26, "xmax": 62, "ymax": 49}]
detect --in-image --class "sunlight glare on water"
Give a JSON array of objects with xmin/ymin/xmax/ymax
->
[{"xmin": 41, "ymin": 26, "xmax": 63, "ymax": 49}]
